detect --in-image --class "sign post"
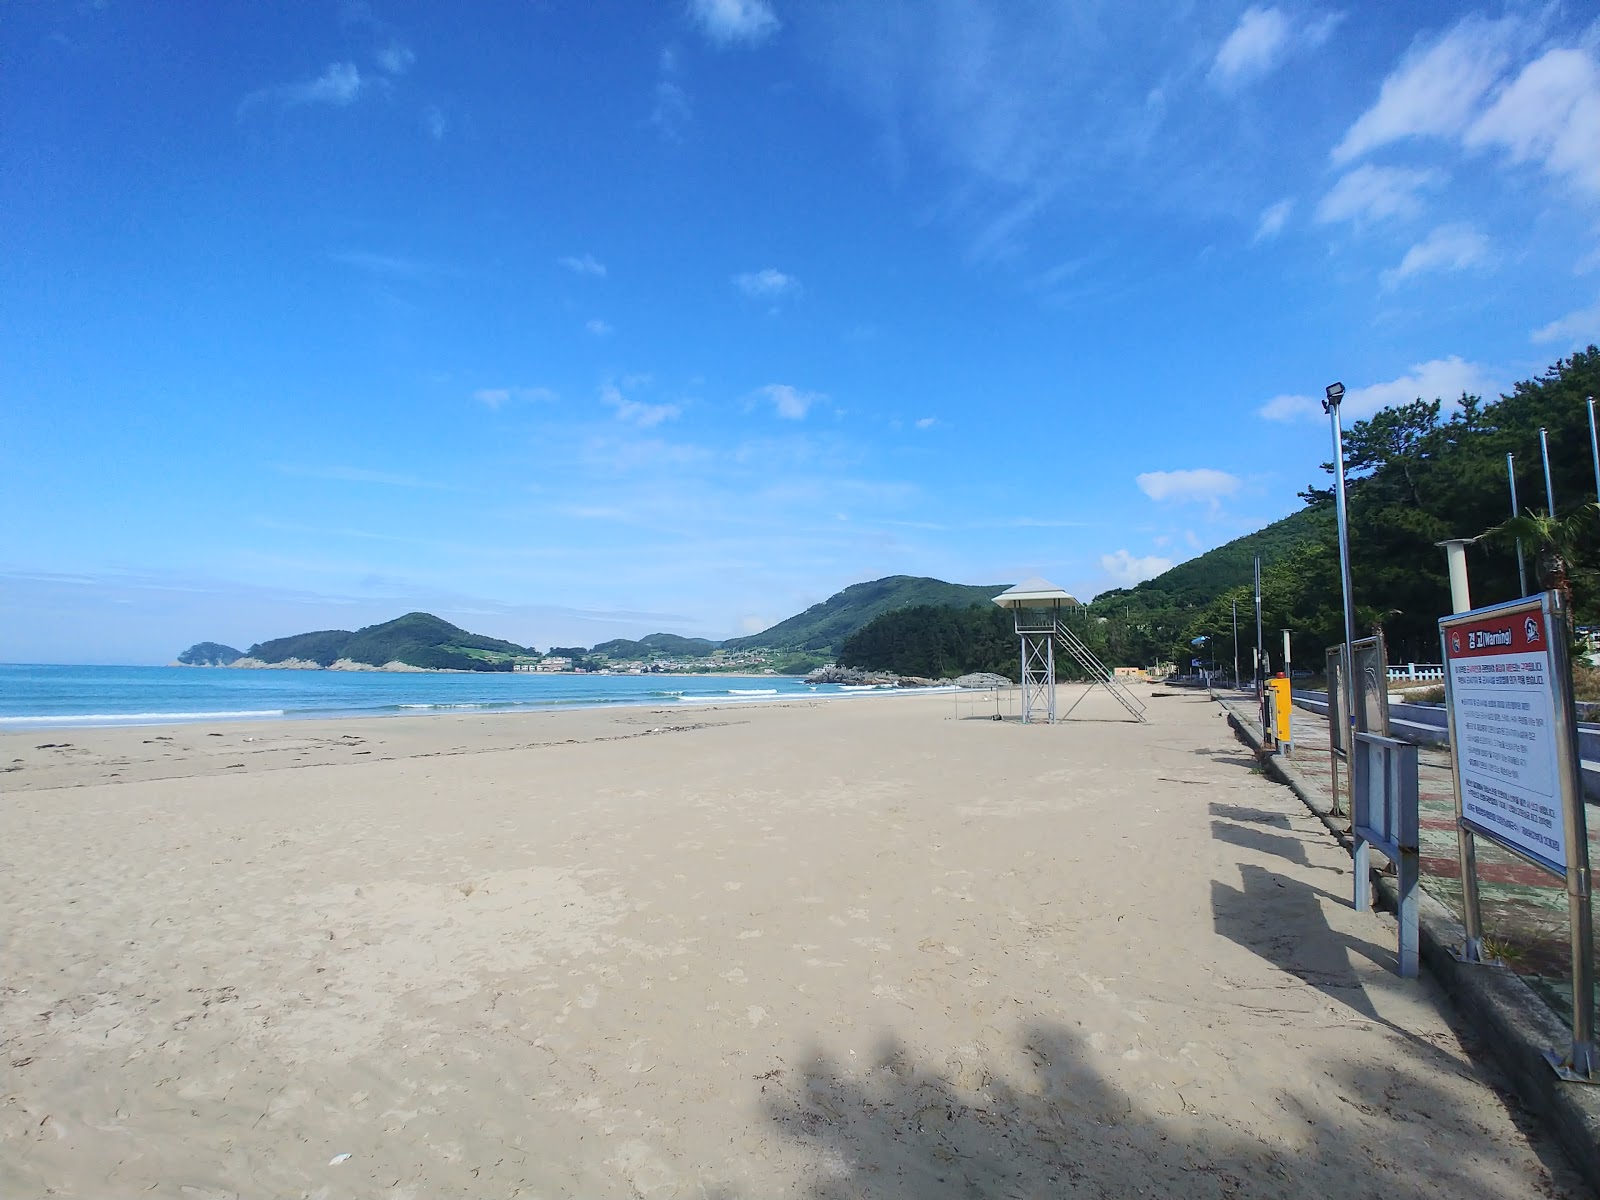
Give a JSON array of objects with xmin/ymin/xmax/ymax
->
[{"xmin": 1440, "ymin": 592, "xmax": 1597, "ymax": 1081}]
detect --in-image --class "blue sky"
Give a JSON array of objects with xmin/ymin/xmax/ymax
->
[{"xmin": 4, "ymin": 1, "xmax": 1600, "ymax": 663}]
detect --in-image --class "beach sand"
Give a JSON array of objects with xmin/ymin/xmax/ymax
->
[{"xmin": 0, "ymin": 688, "xmax": 1583, "ymax": 1197}]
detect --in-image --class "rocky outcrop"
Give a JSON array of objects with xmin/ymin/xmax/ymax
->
[
  {"xmin": 804, "ymin": 666, "xmax": 899, "ymax": 685},
  {"xmin": 229, "ymin": 656, "xmax": 324, "ymax": 670},
  {"xmin": 328, "ymin": 658, "xmax": 438, "ymax": 673}
]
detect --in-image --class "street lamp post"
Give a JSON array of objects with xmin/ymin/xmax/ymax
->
[{"xmin": 1324, "ymin": 382, "xmax": 1359, "ymax": 765}]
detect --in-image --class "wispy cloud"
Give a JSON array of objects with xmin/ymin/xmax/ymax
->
[
  {"xmin": 1332, "ymin": 15, "xmax": 1522, "ymax": 164},
  {"xmin": 1135, "ymin": 468, "xmax": 1241, "ymax": 507},
  {"xmin": 1208, "ymin": 6, "xmax": 1339, "ymax": 88},
  {"xmin": 1100, "ymin": 549, "xmax": 1174, "ymax": 587},
  {"xmin": 1531, "ymin": 297, "xmax": 1600, "ymax": 347},
  {"xmin": 733, "ymin": 267, "xmax": 801, "ymax": 300},
  {"xmin": 601, "ymin": 381, "xmax": 680, "ymax": 428},
  {"xmin": 560, "ymin": 253, "xmax": 608, "ymax": 278},
  {"xmin": 474, "ymin": 386, "xmax": 558, "ymax": 409},
  {"xmin": 1258, "ymin": 356, "xmax": 1505, "ymax": 422},
  {"xmin": 1315, "ymin": 164, "xmax": 1441, "ymax": 225},
  {"xmin": 376, "ymin": 42, "xmax": 414, "ymax": 75},
  {"xmin": 586, "ymin": 318, "xmax": 614, "ymax": 337},
  {"xmin": 331, "ymin": 250, "xmax": 452, "ymax": 279},
  {"xmin": 1381, "ymin": 223, "xmax": 1490, "ymax": 288},
  {"xmin": 1466, "ymin": 48, "xmax": 1600, "ymax": 198},
  {"xmin": 914, "ymin": 416, "xmax": 937, "ymax": 430},
  {"xmin": 422, "ymin": 105, "xmax": 446, "ymax": 141},
  {"xmin": 240, "ymin": 62, "xmax": 366, "ymax": 114},
  {"xmin": 1253, "ymin": 198, "xmax": 1293, "ymax": 242},
  {"xmin": 1330, "ymin": 14, "xmax": 1600, "ymax": 199},
  {"xmin": 651, "ymin": 46, "xmax": 691, "ymax": 141},
  {"xmin": 754, "ymin": 383, "xmax": 822, "ymax": 420},
  {"xmin": 688, "ymin": 0, "xmax": 780, "ymax": 47}
]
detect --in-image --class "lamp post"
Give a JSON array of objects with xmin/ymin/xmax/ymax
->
[
  {"xmin": 1508, "ymin": 453, "xmax": 1528, "ymax": 596},
  {"xmin": 1325, "ymin": 381, "xmax": 1358, "ymax": 764},
  {"xmin": 1232, "ymin": 597, "xmax": 1240, "ymax": 690},
  {"xmin": 1540, "ymin": 426, "xmax": 1557, "ymax": 516}
]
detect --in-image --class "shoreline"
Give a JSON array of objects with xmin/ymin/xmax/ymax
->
[{"xmin": 0, "ymin": 664, "xmax": 970, "ymax": 731}]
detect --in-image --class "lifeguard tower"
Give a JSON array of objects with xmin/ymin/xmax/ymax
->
[{"xmin": 993, "ymin": 577, "xmax": 1147, "ymax": 724}]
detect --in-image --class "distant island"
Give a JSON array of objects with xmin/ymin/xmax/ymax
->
[
  {"xmin": 176, "ymin": 576, "xmax": 1019, "ymax": 676},
  {"xmin": 176, "ymin": 641, "xmax": 244, "ymax": 666}
]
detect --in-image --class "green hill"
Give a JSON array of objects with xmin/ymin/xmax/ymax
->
[
  {"xmin": 590, "ymin": 633, "xmax": 721, "ymax": 659},
  {"xmin": 1089, "ymin": 507, "xmax": 1332, "ymax": 614},
  {"xmin": 177, "ymin": 641, "xmax": 243, "ymax": 666},
  {"xmin": 244, "ymin": 612, "xmax": 532, "ymax": 672},
  {"xmin": 724, "ymin": 575, "xmax": 1012, "ymax": 654}
]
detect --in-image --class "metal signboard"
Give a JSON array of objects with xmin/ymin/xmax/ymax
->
[
  {"xmin": 1440, "ymin": 591, "xmax": 1596, "ymax": 1080},
  {"xmin": 1441, "ymin": 596, "xmax": 1570, "ymax": 877},
  {"xmin": 1351, "ymin": 632, "xmax": 1390, "ymax": 737},
  {"xmin": 1351, "ymin": 731, "xmax": 1420, "ymax": 977}
]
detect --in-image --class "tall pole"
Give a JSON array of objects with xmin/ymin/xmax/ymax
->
[
  {"xmin": 1509, "ymin": 453, "xmax": 1528, "ymax": 597},
  {"xmin": 1324, "ymin": 383, "xmax": 1358, "ymax": 780},
  {"xmin": 1589, "ymin": 397, "xmax": 1599, "ymax": 512},
  {"xmin": 1541, "ymin": 426, "xmax": 1556, "ymax": 516},
  {"xmin": 1253, "ymin": 556, "xmax": 1265, "ymax": 699},
  {"xmin": 1232, "ymin": 598, "xmax": 1240, "ymax": 690}
]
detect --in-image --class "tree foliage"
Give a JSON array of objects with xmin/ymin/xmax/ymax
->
[{"xmin": 846, "ymin": 348, "xmax": 1600, "ymax": 676}]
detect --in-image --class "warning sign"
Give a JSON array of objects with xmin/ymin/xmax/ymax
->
[{"xmin": 1442, "ymin": 602, "xmax": 1569, "ymax": 877}]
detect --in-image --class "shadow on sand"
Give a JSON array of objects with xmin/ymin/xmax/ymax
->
[{"xmin": 709, "ymin": 1010, "xmax": 1575, "ymax": 1199}]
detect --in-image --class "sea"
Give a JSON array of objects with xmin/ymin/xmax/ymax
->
[{"xmin": 0, "ymin": 664, "xmax": 922, "ymax": 729}]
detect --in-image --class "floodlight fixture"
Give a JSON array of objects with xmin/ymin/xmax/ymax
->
[{"xmin": 1323, "ymin": 381, "xmax": 1345, "ymax": 412}]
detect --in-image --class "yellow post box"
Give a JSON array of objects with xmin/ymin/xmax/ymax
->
[{"xmin": 1268, "ymin": 675, "xmax": 1293, "ymax": 753}]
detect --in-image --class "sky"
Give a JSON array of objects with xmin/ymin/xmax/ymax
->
[{"xmin": 4, "ymin": 1, "xmax": 1600, "ymax": 663}]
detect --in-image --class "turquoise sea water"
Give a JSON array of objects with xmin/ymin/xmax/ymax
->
[{"xmin": 0, "ymin": 664, "xmax": 907, "ymax": 728}]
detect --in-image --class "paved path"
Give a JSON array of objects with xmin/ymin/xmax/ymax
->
[{"xmin": 1242, "ymin": 693, "xmax": 1594, "ymax": 1024}]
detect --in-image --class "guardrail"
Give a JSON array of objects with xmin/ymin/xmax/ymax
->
[
  {"xmin": 1294, "ymin": 689, "xmax": 1600, "ymax": 804},
  {"xmin": 1386, "ymin": 663, "xmax": 1444, "ymax": 681}
]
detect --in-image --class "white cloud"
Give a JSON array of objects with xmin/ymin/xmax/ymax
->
[
  {"xmin": 755, "ymin": 384, "xmax": 822, "ymax": 420},
  {"xmin": 1211, "ymin": 6, "xmax": 1340, "ymax": 87},
  {"xmin": 1531, "ymin": 297, "xmax": 1600, "ymax": 347},
  {"xmin": 1258, "ymin": 356, "xmax": 1505, "ymax": 422},
  {"xmin": 733, "ymin": 268, "xmax": 801, "ymax": 300},
  {"xmin": 1210, "ymin": 7, "xmax": 1290, "ymax": 84},
  {"xmin": 651, "ymin": 47, "xmax": 691, "ymax": 141},
  {"xmin": 586, "ymin": 318, "xmax": 614, "ymax": 336},
  {"xmin": 560, "ymin": 253, "xmax": 608, "ymax": 278},
  {"xmin": 474, "ymin": 386, "xmax": 558, "ymax": 409},
  {"xmin": 1135, "ymin": 468, "xmax": 1241, "ymax": 506},
  {"xmin": 914, "ymin": 417, "xmax": 938, "ymax": 429},
  {"xmin": 1332, "ymin": 16, "xmax": 1521, "ymax": 163},
  {"xmin": 1466, "ymin": 48, "xmax": 1600, "ymax": 197},
  {"xmin": 421, "ymin": 105, "xmax": 446, "ymax": 141},
  {"xmin": 601, "ymin": 382, "xmax": 680, "ymax": 429},
  {"xmin": 1380, "ymin": 223, "xmax": 1491, "ymax": 287},
  {"xmin": 376, "ymin": 42, "xmax": 415, "ymax": 75},
  {"xmin": 1253, "ymin": 198, "xmax": 1292, "ymax": 242},
  {"xmin": 689, "ymin": 0, "xmax": 780, "ymax": 47},
  {"xmin": 1315, "ymin": 164, "xmax": 1440, "ymax": 225},
  {"xmin": 1100, "ymin": 549, "xmax": 1174, "ymax": 587},
  {"xmin": 241, "ymin": 62, "xmax": 365, "ymax": 113}
]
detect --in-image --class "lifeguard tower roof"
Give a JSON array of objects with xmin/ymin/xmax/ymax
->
[{"xmin": 992, "ymin": 576, "xmax": 1079, "ymax": 609}]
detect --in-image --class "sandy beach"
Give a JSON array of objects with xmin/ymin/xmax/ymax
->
[{"xmin": 0, "ymin": 687, "xmax": 1583, "ymax": 1197}]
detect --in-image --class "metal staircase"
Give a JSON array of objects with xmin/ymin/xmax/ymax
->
[{"xmin": 1052, "ymin": 620, "xmax": 1147, "ymax": 722}]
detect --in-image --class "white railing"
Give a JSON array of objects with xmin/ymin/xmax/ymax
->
[{"xmin": 1386, "ymin": 663, "xmax": 1444, "ymax": 682}]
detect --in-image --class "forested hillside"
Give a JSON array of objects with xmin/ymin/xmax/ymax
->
[
  {"xmin": 244, "ymin": 613, "xmax": 532, "ymax": 671},
  {"xmin": 840, "ymin": 348, "xmax": 1600, "ymax": 675},
  {"xmin": 724, "ymin": 575, "xmax": 1010, "ymax": 653}
]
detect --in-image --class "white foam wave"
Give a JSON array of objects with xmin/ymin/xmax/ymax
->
[
  {"xmin": 0, "ymin": 709, "xmax": 287, "ymax": 725},
  {"xmin": 728, "ymin": 688, "xmax": 779, "ymax": 695}
]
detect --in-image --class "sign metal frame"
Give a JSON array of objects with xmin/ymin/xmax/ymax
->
[{"xmin": 1439, "ymin": 591, "xmax": 1597, "ymax": 1081}]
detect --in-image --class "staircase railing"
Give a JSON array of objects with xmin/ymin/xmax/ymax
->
[{"xmin": 1052, "ymin": 620, "xmax": 1147, "ymax": 722}]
